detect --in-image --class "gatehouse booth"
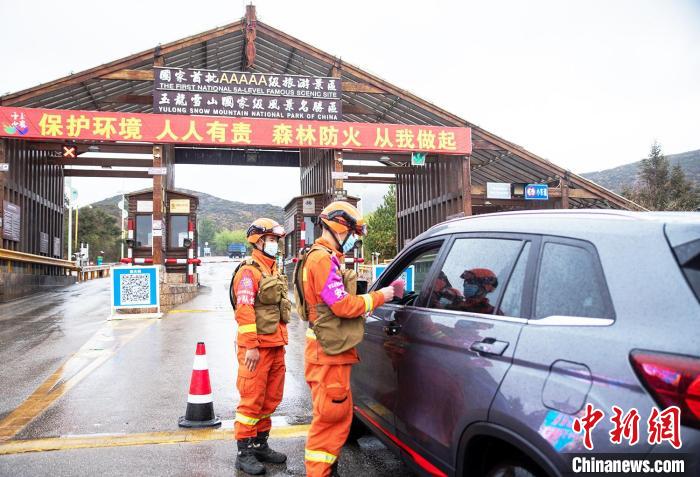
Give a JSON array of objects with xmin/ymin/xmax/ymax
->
[{"xmin": 0, "ymin": 5, "xmax": 642, "ymax": 302}]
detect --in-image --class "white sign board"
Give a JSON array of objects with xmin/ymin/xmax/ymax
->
[
  {"xmin": 137, "ymin": 200, "xmax": 153, "ymax": 212},
  {"xmin": 148, "ymin": 167, "xmax": 167, "ymax": 176},
  {"xmin": 152, "ymin": 219, "xmax": 163, "ymax": 230},
  {"xmin": 0, "ymin": 163, "xmax": 9, "ymax": 172},
  {"xmin": 486, "ymin": 182, "xmax": 512, "ymax": 200},
  {"xmin": 302, "ymin": 197, "xmax": 316, "ymax": 214},
  {"xmin": 331, "ymin": 171, "xmax": 350, "ymax": 180}
]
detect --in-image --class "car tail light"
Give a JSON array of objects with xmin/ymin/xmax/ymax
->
[{"xmin": 630, "ymin": 350, "xmax": 700, "ymax": 429}]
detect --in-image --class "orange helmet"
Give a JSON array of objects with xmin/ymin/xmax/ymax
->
[
  {"xmin": 246, "ymin": 218, "xmax": 285, "ymax": 244},
  {"xmin": 320, "ymin": 201, "xmax": 367, "ymax": 236},
  {"xmin": 460, "ymin": 268, "xmax": 498, "ymax": 292}
]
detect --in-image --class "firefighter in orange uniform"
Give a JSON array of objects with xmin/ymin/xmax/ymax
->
[
  {"xmin": 293, "ymin": 202, "xmax": 395, "ymax": 477},
  {"xmin": 231, "ymin": 218, "xmax": 292, "ymax": 475}
]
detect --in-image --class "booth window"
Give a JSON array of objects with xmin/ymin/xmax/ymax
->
[
  {"xmin": 135, "ymin": 215, "xmax": 152, "ymax": 247},
  {"xmin": 170, "ymin": 215, "xmax": 189, "ymax": 248}
]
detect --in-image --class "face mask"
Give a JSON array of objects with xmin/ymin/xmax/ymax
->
[
  {"xmin": 263, "ymin": 241, "xmax": 278, "ymax": 257},
  {"xmin": 463, "ymin": 283, "xmax": 480, "ymax": 298},
  {"xmin": 342, "ymin": 234, "xmax": 358, "ymax": 254}
]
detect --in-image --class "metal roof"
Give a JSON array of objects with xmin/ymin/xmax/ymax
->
[{"xmin": 0, "ymin": 17, "xmax": 641, "ymax": 211}]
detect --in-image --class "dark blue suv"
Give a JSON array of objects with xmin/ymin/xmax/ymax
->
[{"xmin": 351, "ymin": 210, "xmax": 700, "ymax": 476}]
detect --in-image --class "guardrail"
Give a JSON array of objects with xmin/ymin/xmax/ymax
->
[
  {"xmin": 0, "ymin": 248, "xmax": 79, "ymax": 274},
  {"xmin": 78, "ymin": 264, "xmax": 112, "ymax": 282}
]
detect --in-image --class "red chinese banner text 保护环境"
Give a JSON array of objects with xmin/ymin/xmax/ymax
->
[{"xmin": 0, "ymin": 106, "xmax": 471, "ymax": 155}]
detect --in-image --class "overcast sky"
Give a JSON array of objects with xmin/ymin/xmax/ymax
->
[{"xmin": 2, "ymin": 0, "xmax": 699, "ymax": 209}]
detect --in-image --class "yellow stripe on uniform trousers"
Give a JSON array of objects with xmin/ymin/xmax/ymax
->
[
  {"xmin": 235, "ymin": 413, "xmax": 260, "ymax": 426},
  {"xmin": 305, "ymin": 448, "xmax": 337, "ymax": 464},
  {"xmin": 238, "ymin": 323, "xmax": 257, "ymax": 334},
  {"xmin": 306, "ymin": 328, "xmax": 317, "ymax": 340},
  {"xmin": 361, "ymin": 294, "xmax": 373, "ymax": 313}
]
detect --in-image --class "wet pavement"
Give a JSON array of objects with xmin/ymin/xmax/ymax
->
[{"xmin": 0, "ymin": 257, "xmax": 412, "ymax": 476}]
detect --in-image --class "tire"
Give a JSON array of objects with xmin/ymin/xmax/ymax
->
[
  {"xmin": 346, "ymin": 413, "xmax": 369, "ymax": 443},
  {"xmin": 486, "ymin": 462, "xmax": 539, "ymax": 477}
]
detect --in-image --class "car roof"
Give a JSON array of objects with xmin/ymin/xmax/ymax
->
[{"xmin": 419, "ymin": 209, "xmax": 700, "ymax": 240}]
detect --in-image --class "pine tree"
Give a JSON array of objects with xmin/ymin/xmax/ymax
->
[
  {"xmin": 623, "ymin": 142, "xmax": 699, "ymax": 211},
  {"xmin": 362, "ymin": 186, "xmax": 397, "ymax": 260}
]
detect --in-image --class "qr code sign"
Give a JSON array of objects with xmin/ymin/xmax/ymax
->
[{"xmin": 119, "ymin": 273, "xmax": 151, "ymax": 305}]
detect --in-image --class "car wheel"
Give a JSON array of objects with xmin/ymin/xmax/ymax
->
[
  {"xmin": 346, "ymin": 413, "xmax": 369, "ymax": 442},
  {"xmin": 486, "ymin": 462, "xmax": 539, "ymax": 477}
]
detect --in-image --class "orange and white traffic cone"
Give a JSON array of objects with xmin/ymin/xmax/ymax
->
[{"xmin": 178, "ymin": 341, "xmax": 221, "ymax": 428}]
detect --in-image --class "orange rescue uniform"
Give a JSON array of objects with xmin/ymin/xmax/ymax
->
[
  {"xmin": 233, "ymin": 249, "xmax": 288, "ymax": 439},
  {"xmin": 302, "ymin": 237, "xmax": 386, "ymax": 476}
]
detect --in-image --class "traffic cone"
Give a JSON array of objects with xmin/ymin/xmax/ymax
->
[{"xmin": 178, "ymin": 342, "xmax": 221, "ymax": 428}]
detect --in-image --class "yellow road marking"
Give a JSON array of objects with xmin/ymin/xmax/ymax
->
[
  {"xmin": 0, "ymin": 425, "xmax": 310, "ymax": 455},
  {"xmin": 0, "ymin": 319, "xmax": 156, "ymax": 442}
]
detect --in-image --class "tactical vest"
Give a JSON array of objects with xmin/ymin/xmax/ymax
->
[
  {"xmin": 293, "ymin": 245, "xmax": 366, "ymax": 355},
  {"xmin": 230, "ymin": 258, "xmax": 291, "ymax": 335}
]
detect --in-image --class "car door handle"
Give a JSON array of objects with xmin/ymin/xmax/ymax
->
[
  {"xmin": 383, "ymin": 321, "xmax": 402, "ymax": 336},
  {"xmin": 470, "ymin": 338, "xmax": 509, "ymax": 356}
]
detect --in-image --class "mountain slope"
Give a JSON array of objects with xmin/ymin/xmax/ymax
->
[
  {"xmin": 91, "ymin": 188, "xmax": 284, "ymax": 231},
  {"xmin": 581, "ymin": 149, "xmax": 700, "ymax": 193}
]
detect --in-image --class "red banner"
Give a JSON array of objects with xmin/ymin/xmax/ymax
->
[{"xmin": 0, "ymin": 106, "xmax": 471, "ymax": 155}]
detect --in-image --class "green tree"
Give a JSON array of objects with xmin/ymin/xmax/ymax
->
[
  {"xmin": 213, "ymin": 229, "xmax": 249, "ymax": 255},
  {"xmin": 197, "ymin": 217, "xmax": 220, "ymax": 252},
  {"xmin": 363, "ymin": 186, "xmax": 397, "ymax": 260},
  {"xmin": 75, "ymin": 206, "xmax": 122, "ymax": 262},
  {"xmin": 623, "ymin": 142, "xmax": 699, "ymax": 211}
]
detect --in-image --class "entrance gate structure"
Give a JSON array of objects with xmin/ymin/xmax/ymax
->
[{"xmin": 0, "ymin": 6, "xmax": 641, "ymax": 302}]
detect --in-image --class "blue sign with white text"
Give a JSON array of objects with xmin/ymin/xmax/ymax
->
[
  {"xmin": 525, "ymin": 183, "xmax": 549, "ymax": 200},
  {"xmin": 373, "ymin": 264, "xmax": 415, "ymax": 293}
]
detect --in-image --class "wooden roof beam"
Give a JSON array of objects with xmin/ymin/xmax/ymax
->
[{"xmin": 63, "ymin": 169, "xmax": 151, "ymax": 178}]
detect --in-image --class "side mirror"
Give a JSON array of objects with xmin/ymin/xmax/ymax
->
[
  {"xmin": 125, "ymin": 238, "xmax": 135, "ymax": 248},
  {"xmin": 183, "ymin": 238, "xmax": 193, "ymax": 248},
  {"xmin": 356, "ymin": 280, "xmax": 368, "ymax": 295}
]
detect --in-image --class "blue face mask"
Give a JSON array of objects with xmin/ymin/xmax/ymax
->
[
  {"xmin": 463, "ymin": 283, "xmax": 480, "ymax": 298},
  {"xmin": 263, "ymin": 241, "xmax": 278, "ymax": 257},
  {"xmin": 342, "ymin": 234, "xmax": 358, "ymax": 254}
]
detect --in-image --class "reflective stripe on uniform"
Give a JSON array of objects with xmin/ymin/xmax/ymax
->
[
  {"xmin": 238, "ymin": 323, "xmax": 257, "ymax": 334},
  {"xmin": 305, "ymin": 448, "xmax": 337, "ymax": 464},
  {"xmin": 361, "ymin": 294, "xmax": 373, "ymax": 313},
  {"xmin": 302, "ymin": 268, "xmax": 308, "ymax": 282},
  {"xmin": 235, "ymin": 413, "xmax": 260, "ymax": 426},
  {"xmin": 260, "ymin": 413, "xmax": 272, "ymax": 419},
  {"xmin": 306, "ymin": 328, "xmax": 317, "ymax": 340}
]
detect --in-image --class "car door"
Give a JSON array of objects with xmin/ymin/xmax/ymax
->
[
  {"xmin": 353, "ymin": 239, "xmax": 447, "ymax": 440},
  {"xmin": 393, "ymin": 233, "xmax": 537, "ymax": 473},
  {"xmin": 490, "ymin": 236, "xmax": 643, "ymax": 475}
]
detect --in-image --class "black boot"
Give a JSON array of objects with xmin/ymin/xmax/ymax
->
[
  {"xmin": 236, "ymin": 438, "xmax": 266, "ymax": 475},
  {"xmin": 330, "ymin": 461, "xmax": 341, "ymax": 477},
  {"xmin": 252, "ymin": 431, "xmax": 287, "ymax": 464}
]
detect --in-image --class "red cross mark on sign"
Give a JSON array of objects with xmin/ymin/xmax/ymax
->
[{"xmin": 62, "ymin": 145, "xmax": 77, "ymax": 158}]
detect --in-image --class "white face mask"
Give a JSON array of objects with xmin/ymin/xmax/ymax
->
[{"xmin": 263, "ymin": 241, "xmax": 278, "ymax": 257}]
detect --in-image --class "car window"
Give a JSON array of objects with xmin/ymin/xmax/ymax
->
[
  {"xmin": 377, "ymin": 245, "xmax": 442, "ymax": 305},
  {"xmin": 427, "ymin": 238, "xmax": 523, "ymax": 315},
  {"xmin": 499, "ymin": 242, "xmax": 531, "ymax": 318},
  {"xmin": 534, "ymin": 242, "xmax": 611, "ymax": 319}
]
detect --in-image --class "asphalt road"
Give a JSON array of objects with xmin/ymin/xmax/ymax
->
[{"xmin": 0, "ymin": 257, "xmax": 412, "ymax": 476}]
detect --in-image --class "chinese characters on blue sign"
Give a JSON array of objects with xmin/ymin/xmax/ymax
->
[{"xmin": 525, "ymin": 183, "xmax": 549, "ymax": 200}]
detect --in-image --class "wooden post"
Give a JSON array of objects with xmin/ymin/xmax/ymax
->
[
  {"xmin": 462, "ymin": 155, "xmax": 473, "ymax": 216},
  {"xmin": 333, "ymin": 149, "xmax": 343, "ymax": 198},
  {"xmin": 560, "ymin": 173, "xmax": 570, "ymax": 209},
  {"xmin": 152, "ymin": 145, "xmax": 164, "ymax": 265}
]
